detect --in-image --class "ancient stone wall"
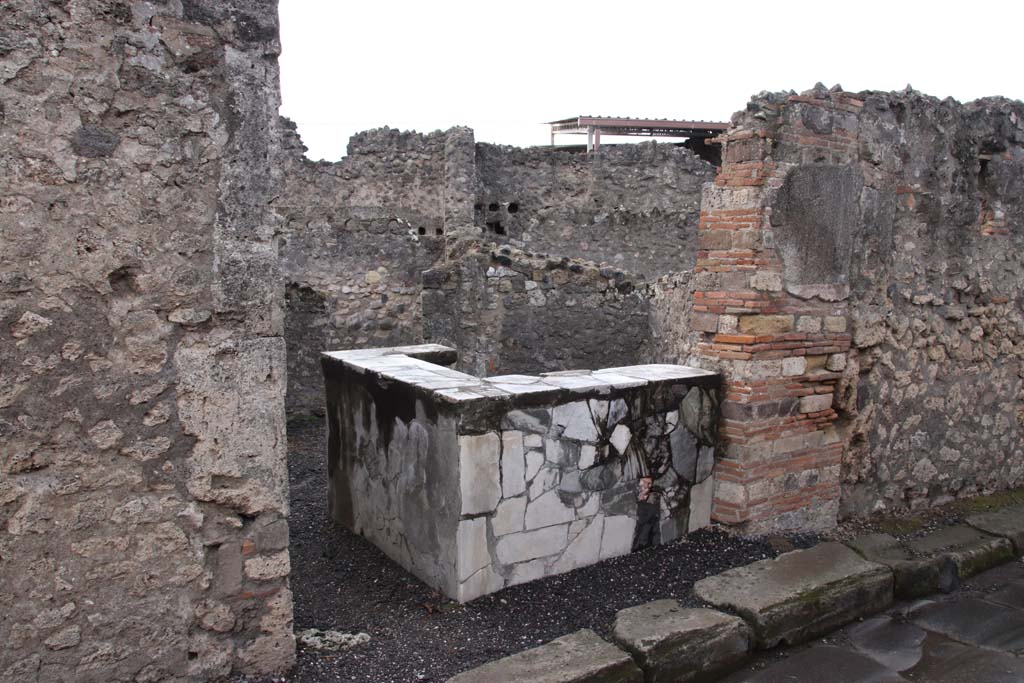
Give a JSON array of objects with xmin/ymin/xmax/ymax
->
[
  {"xmin": 280, "ymin": 131, "xmax": 711, "ymax": 415},
  {"xmin": 1, "ymin": 2, "xmax": 293, "ymax": 680},
  {"xmin": 422, "ymin": 243, "xmax": 654, "ymax": 378},
  {"xmin": 475, "ymin": 142, "xmax": 713, "ymax": 279},
  {"xmin": 680, "ymin": 86, "xmax": 1024, "ymax": 530},
  {"xmin": 276, "ymin": 123, "xmax": 465, "ymax": 413}
]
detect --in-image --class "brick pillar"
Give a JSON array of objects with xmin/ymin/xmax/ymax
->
[{"xmin": 693, "ymin": 95, "xmax": 863, "ymax": 530}]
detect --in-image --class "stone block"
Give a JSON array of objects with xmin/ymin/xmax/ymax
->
[
  {"xmin": 495, "ymin": 525, "xmax": 568, "ymax": 565},
  {"xmin": 693, "ymin": 542, "xmax": 893, "ymax": 647},
  {"xmin": 782, "ymin": 356, "xmax": 806, "ymax": 377},
  {"xmin": 795, "ymin": 316, "xmax": 822, "ymax": 333},
  {"xmin": 553, "ymin": 401, "xmax": 600, "ymax": 442},
  {"xmin": 457, "ymin": 518, "xmax": 491, "ymax": 582},
  {"xmin": 845, "ymin": 533, "xmax": 958, "ymax": 598},
  {"xmin": 691, "ymin": 313, "xmax": 720, "ymax": 333},
  {"xmin": 610, "ymin": 424, "xmax": 631, "ymax": 454},
  {"xmin": 749, "ymin": 271, "xmax": 782, "ymax": 292},
  {"xmin": 825, "ymin": 353, "xmax": 847, "ymax": 371},
  {"xmin": 492, "ymin": 497, "xmax": 526, "ymax": 537},
  {"xmin": 611, "ymin": 601, "xmax": 750, "ymax": 683},
  {"xmin": 460, "ymin": 433, "xmax": 502, "ymax": 515},
  {"xmin": 906, "ymin": 524, "xmax": 1015, "ymax": 579},
  {"xmin": 966, "ymin": 506, "xmax": 1024, "ymax": 554},
  {"xmin": 525, "ymin": 490, "xmax": 576, "ymax": 531},
  {"xmin": 799, "ymin": 394, "xmax": 833, "ymax": 413},
  {"xmin": 689, "ymin": 477, "xmax": 714, "ymax": 532},
  {"xmin": 600, "ymin": 515, "xmax": 635, "ymax": 560},
  {"xmin": 552, "ymin": 516, "xmax": 604, "ymax": 573},
  {"xmin": 738, "ymin": 315, "xmax": 794, "ymax": 335},
  {"xmin": 501, "ymin": 431, "xmax": 526, "ymax": 498},
  {"xmin": 446, "ymin": 629, "xmax": 642, "ymax": 683},
  {"xmin": 823, "ymin": 316, "xmax": 847, "ymax": 332}
]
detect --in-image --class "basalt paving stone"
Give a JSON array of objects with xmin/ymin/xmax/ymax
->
[
  {"xmin": 908, "ymin": 597, "xmax": 1024, "ymax": 653},
  {"xmin": 716, "ymin": 646, "xmax": 906, "ymax": 683},
  {"xmin": 843, "ymin": 616, "xmax": 927, "ymax": 672},
  {"xmin": 845, "ymin": 533, "xmax": 958, "ymax": 598},
  {"xmin": 966, "ymin": 506, "xmax": 1024, "ymax": 554},
  {"xmin": 905, "ymin": 525, "xmax": 1015, "ymax": 579},
  {"xmin": 903, "ymin": 631, "xmax": 1024, "ymax": 683},
  {"xmin": 985, "ymin": 581, "xmax": 1024, "ymax": 610}
]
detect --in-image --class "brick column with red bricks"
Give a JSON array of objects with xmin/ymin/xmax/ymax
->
[{"xmin": 693, "ymin": 92, "xmax": 864, "ymax": 530}]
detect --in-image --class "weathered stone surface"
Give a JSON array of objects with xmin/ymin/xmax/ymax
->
[
  {"xmin": 909, "ymin": 597, "xmax": 1024, "ymax": 653},
  {"xmin": 905, "ymin": 525, "xmax": 1015, "ymax": 579},
  {"xmin": 694, "ymin": 543, "xmax": 893, "ymax": 647},
  {"xmin": 717, "ymin": 645, "xmax": 905, "ymax": 683},
  {"xmin": 296, "ymin": 628, "xmax": 370, "ymax": 652},
  {"xmin": 612, "ymin": 601, "xmax": 750, "ymax": 683},
  {"xmin": 460, "ymin": 433, "xmax": 502, "ymax": 515},
  {"xmin": 845, "ymin": 533, "xmax": 958, "ymax": 598},
  {"xmin": 446, "ymin": 629, "xmax": 642, "ymax": 683},
  {"xmin": 966, "ymin": 506, "xmax": 1024, "ymax": 554}
]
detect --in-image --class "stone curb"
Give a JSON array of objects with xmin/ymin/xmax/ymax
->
[
  {"xmin": 446, "ymin": 508, "xmax": 1024, "ymax": 683},
  {"xmin": 693, "ymin": 542, "xmax": 894, "ymax": 649}
]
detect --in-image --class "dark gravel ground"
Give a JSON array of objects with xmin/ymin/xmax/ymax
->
[{"xmin": 235, "ymin": 416, "xmax": 820, "ymax": 683}]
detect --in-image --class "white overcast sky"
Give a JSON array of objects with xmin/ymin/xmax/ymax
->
[{"xmin": 279, "ymin": 0, "xmax": 1023, "ymax": 161}]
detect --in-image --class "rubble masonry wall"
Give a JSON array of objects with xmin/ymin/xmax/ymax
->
[
  {"xmin": 679, "ymin": 86, "xmax": 1024, "ymax": 530},
  {"xmin": 1, "ymin": 1, "xmax": 295, "ymax": 681},
  {"xmin": 279, "ymin": 128, "xmax": 710, "ymax": 413}
]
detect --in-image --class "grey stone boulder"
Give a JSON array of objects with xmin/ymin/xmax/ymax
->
[
  {"xmin": 966, "ymin": 506, "xmax": 1024, "ymax": 555},
  {"xmin": 845, "ymin": 532, "xmax": 958, "ymax": 598},
  {"xmin": 693, "ymin": 542, "xmax": 893, "ymax": 648},
  {"xmin": 905, "ymin": 524, "xmax": 1014, "ymax": 579},
  {"xmin": 446, "ymin": 629, "xmax": 642, "ymax": 683},
  {"xmin": 611, "ymin": 600, "xmax": 750, "ymax": 683}
]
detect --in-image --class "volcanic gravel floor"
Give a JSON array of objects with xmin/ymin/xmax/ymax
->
[{"xmin": 235, "ymin": 416, "xmax": 818, "ymax": 683}]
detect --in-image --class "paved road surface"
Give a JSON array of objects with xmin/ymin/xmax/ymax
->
[{"xmin": 719, "ymin": 559, "xmax": 1024, "ymax": 682}]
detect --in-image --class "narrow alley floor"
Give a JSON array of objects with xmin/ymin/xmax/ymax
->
[{"xmin": 720, "ymin": 559, "xmax": 1024, "ymax": 682}]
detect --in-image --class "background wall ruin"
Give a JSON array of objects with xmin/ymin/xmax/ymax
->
[
  {"xmin": 474, "ymin": 143, "xmax": 713, "ymax": 279},
  {"xmin": 279, "ymin": 127, "xmax": 709, "ymax": 414},
  {"xmin": 1, "ymin": 2, "xmax": 294, "ymax": 680}
]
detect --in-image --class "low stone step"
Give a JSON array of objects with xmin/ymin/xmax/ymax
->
[
  {"xmin": 445, "ymin": 629, "xmax": 642, "ymax": 683},
  {"xmin": 845, "ymin": 533, "xmax": 958, "ymax": 598},
  {"xmin": 693, "ymin": 542, "xmax": 892, "ymax": 648},
  {"xmin": 966, "ymin": 506, "xmax": 1024, "ymax": 554},
  {"xmin": 905, "ymin": 524, "xmax": 1014, "ymax": 579},
  {"xmin": 611, "ymin": 600, "xmax": 751, "ymax": 683}
]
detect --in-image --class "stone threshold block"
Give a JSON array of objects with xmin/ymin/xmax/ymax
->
[
  {"xmin": 905, "ymin": 524, "xmax": 1014, "ymax": 580},
  {"xmin": 323, "ymin": 344, "xmax": 721, "ymax": 603},
  {"xmin": 693, "ymin": 542, "xmax": 893, "ymax": 648},
  {"xmin": 845, "ymin": 533, "xmax": 959, "ymax": 599},
  {"xmin": 966, "ymin": 506, "xmax": 1024, "ymax": 555},
  {"xmin": 611, "ymin": 600, "xmax": 751, "ymax": 683},
  {"xmin": 446, "ymin": 629, "xmax": 642, "ymax": 683}
]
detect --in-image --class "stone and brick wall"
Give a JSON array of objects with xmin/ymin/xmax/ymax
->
[
  {"xmin": 322, "ymin": 345, "xmax": 719, "ymax": 603},
  {"xmin": 675, "ymin": 86, "xmax": 1024, "ymax": 531},
  {"xmin": 475, "ymin": 142, "xmax": 713, "ymax": 279},
  {"xmin": 1, "ymin": 2, "xmax": 293, "ymax": 681}
]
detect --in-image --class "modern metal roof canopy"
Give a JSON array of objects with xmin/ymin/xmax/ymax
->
[{"xmin": 547, "ymin": 115, "xmax": 730, "ymax": 151}]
